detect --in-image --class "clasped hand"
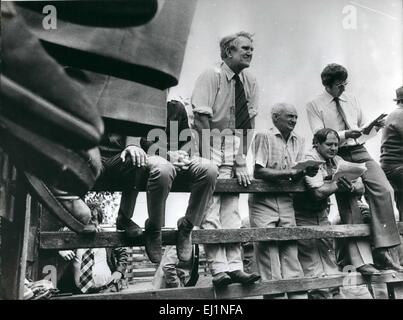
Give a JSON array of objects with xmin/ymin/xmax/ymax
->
[
  {"xmin": 336, "ymin": 176, "xmax": 355, "ymax": 193},
  {"xmin": 168, "ymin": 150, "xmax": 191, "ymax": 172}
]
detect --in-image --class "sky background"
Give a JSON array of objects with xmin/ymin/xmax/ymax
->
[{"xmin": 132, "ymin": 0, "xmax": 403, "ymax": 227}]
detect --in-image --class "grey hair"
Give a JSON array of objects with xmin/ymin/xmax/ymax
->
[
  {"xmin": 271, "ymin": 103, "xmax": 296, "ymax": 121},
  {"xmin": 219, "ymin": 31, "xmax": 254, "ymax": 59}
]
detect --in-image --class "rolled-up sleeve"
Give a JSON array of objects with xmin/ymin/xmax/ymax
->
[
  {"xmin": 303, "ymin": 154, "xmax": 324, "ymax": 189},
  {"xmin": 253, "ymin": 132, "xmax": 269, "ymax": 167},
  {"xmin": 191, "ymin": 68, "xmax": 219, "ymax": 117},
  {"xmin": 248, "ymin": 80, "xmax": 259, "ymax": 118}
]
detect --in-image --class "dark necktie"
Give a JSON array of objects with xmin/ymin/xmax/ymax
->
[
  {"xmin": 324, "ymin": 159, "xmax": 335, "ymax": 180},
  {"xmin": 334, "ymin": 97, "xmax": 350, "ymax": 130},
  {"xmin": 234, "ymin": 74, "xmax": 252, "ymax": 131},
  {"xmin": 79, "ymin": 249, "xmax": 95, "ymax": 293}
]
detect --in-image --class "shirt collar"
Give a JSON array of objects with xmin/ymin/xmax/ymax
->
[
  {"xmin": 271, "ymin": 126, "xmax": 297, "ymax": 140},
  {"xmin": 312, "ymin": 148, "xmax": 337, "ymax": 166},
  {"xmin": 323, "ymin": 90, "xmax": 347, "ymax": 103},
  {"xmin": 222, "ymin": 62, "xmax": 238, "ymax": 81}
]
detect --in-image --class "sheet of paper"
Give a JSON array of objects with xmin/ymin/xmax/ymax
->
[
  {"xmin": 332, "ymin": 159, "xmax": 367, "ymax": 182},
  {"xmin": 361, "ymin": 113, "xmax": 387, "ymax": 135},
  {"xmin": 356, "ymin": 127, "xmax": 378, "ymax": 144},
  {"xmin": 292, "ymin": 159, "xmax": 325, "ymax": 170}
]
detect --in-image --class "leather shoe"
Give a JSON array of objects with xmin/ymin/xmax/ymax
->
[
  {"xmin": 212, "ymin": 272, "xmax": 232, "ymax": 288},
  {"xmin": 227, "ymin": 270, "xmax": 260, "ymax": 285},
  {"xmin": 356, "ymin": 264, "xmax": 381, "ymax": 276},
  {"xmin": 116, "ymin": 215, "xmax": 143, "ymax": 239},
  {"xmin": 144, "ymin": 219, "xmax": 162, "ymax": 263},
  {"xmin": 374, "ymin": 248, "xmax": 403, "ymax": 272},
  {"xmin": 176, "ymin": 217, "xmax": 193, "ymax": 262}
]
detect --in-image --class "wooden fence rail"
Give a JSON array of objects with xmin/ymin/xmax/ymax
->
[{"xmin": 39, "ymin": 223, "xmax": 403, "ymax": 250}]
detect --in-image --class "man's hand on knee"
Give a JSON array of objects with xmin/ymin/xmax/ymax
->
[{"xmin": 120, "ymin": 145, "xmax": 147, "ymax": 167}]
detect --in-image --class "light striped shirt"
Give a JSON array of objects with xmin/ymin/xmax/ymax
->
[
  {"xmin": 253, "ymin": 127, "xmax": 305, "ymax": 170},
  {"xmin": 192, "ymin": 62, "xmax": 259, "ymax": 165}
]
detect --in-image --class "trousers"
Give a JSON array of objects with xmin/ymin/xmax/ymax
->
[
  {"xmin": 249, "ymin": 194, "xmax": 305, "ymax": 281},
  {"xmin": 95, "ymin": 154, "xmax": 218, "ymax": 229},
  {"xmin": 338, "ymin": 145, "xmax": 400, "ymax": 248},
  {"xmin": 382, "ymin": 164, "xmax": 403, "ymax": 220},
  {"xmin": 201, "ymin": 166, "xmax": 243, "ymax": 275}
]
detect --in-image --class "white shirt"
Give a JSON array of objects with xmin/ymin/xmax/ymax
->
[
  {"xmin": 306, "ymin": 91, "xmax": 367, "ymax": 147},
  {"xmin": 73, "ymin": 248, "xmax": 112, "ymax": 289},
  {"xmin": 192, "ymin": 62, "xmax": 259, "ymax": 165}
]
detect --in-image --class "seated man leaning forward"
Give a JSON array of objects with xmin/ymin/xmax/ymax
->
[
  {"xmin": 95, "ymin": 100, "xmax": 218, "ymax": 263},
  {"xmin": 293, "ymin": 128, "xmax": 381, "ymax": 298},
  {"xmin": 57, "ymin": 208, "xmax": 128, "ymax": 294},
  {"xmin": 249, "ymin": 103, "xmax": 319, "ymax": 299}
]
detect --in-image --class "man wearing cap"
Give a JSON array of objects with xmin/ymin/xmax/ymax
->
[
  {"xmin": 192, "ymin": 31, "xmax": 260, "ymax": 288},
  {"xmin": 306, "ymin": 64, "xmax": 402, "ymax": 271},
  {"xmin": 381, "ymin": 86, "xmax": 403, "ymax": 221}
]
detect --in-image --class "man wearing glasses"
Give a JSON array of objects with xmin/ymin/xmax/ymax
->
[
  {"xmin": 381, "ymin": 86, "xmax": 403, "ymax": 222},
  {"xmin": 306, "ymin": 64, "xmax": 403, "ymax": 271}
]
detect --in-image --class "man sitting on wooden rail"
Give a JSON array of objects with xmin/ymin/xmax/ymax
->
[
  {"xmin": 306, "ymin": 64, "xmax": 402, "ymax": 271},
  {"xmin": 57, "ymin": 207, "xmax": 128, "ymax": 294},
  {"xmin": 94, "ymin": 100, "xmax": 218, "ymax": 264},
  {"xmin": 249, "ymin": 103, "xmax": 320, "ymax": 299},
  {"xmin": 294, "ymin": 128, "xmax": 381, "ymax": 298}
]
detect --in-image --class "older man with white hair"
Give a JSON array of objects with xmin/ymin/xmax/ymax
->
[{"xmin": 249, "ymin": 103, "xmax": 319, "ymax": 299}]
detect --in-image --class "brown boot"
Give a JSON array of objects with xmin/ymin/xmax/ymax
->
[
  {"xmin": 176, "ymin": 217, "xmax": 193, "ymax": 262},
  {"xmin": 144, "ymin": 219, "xmax": 162, "ymax": 263},
  {"xmin": 374, "ymin": 247, "xmax": 403, "ymax": 272}
]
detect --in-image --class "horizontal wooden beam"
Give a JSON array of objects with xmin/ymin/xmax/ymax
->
[
  {"xmin": 93, "ymin": 178, "xmax": 307, "ymax": 193},
  {"xmin": 52, "ymin": 271, "xmax": 403, "ymax": 300},
  {"xmin": 40, "ymin": 223, "xmax": 403, "ymax": 250}
]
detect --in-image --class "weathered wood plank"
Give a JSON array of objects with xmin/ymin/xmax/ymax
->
[
  {"xmin": 93, "ymin": 178, "xmax": 307, "ymax": 193},
  {"xmin": 52, "ymin": 272, "xmax": 403, "ymax": 300},
  {"xmin": 53, "ymin": 286, "xmax": 216, "ymax": 300},
  {"xmin": 40, "ymin": 223, "xmax": 403, "ymax": 250},
  {"xmin": 0, "ymin": 176, "xmax": 30, "ymax": 299},
  {"xmin": 217, "ymin": 272, "xmax": 403, "ymax": 299},
  {"xmin": 387, "ymin": 281, "xmax": 403, "ymax": 299}
]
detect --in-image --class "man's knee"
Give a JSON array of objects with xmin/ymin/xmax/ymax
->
[
  {"xmin": 148, "ymin": 156, "xmax": 176, "ymax": 183},
  {"xmin": 201, "ymin": 162, "xmax": 219, "ymax": 184}
]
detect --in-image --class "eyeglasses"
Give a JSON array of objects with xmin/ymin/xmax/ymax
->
[
  {"xmin": 335, "ymin": 81, "xmax": 348, "ymax": 88},
  {"xmin": 397, "ymin": 99, "xmax": 403, "ymax": 105}
]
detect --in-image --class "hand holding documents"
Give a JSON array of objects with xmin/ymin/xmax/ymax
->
[
  {"xmin": 361, "ymin": 113, "xmax": 387, "ymax": 135},
  {"xmin": 356, "ymin": 113, "xmax": 387, "ymax": 144},
  {"xmin": 292, "ymin": 159, "xmax": 325, "ymax": 170},
  {"xmin": 332, "ymin": 159, "xmax": 367, "ymax": 182}
]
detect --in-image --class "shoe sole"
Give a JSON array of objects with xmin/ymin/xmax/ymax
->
[{"xmin": 213, "ymin": 277, "xmax": 232, "ymax": 289}]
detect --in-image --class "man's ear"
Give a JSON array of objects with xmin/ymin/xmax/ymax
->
[{"xmin": 225, "ymin": 47, "xmax": 232, "ymax": 58}]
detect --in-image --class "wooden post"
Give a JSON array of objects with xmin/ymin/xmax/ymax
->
[
  {"xmin": 0, "ymin": 173, "xmax": 31, "ymax": 299},
  {"xmin": 387, "ymin": 281, "xmax": 403, "ymax": 299}
]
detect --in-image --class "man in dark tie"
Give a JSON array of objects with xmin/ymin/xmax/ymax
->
[
  {"xmin": 57, "ymin": 208, "xmax": 128, "ymax": 294},
  {"xmin": 192, "ymin": 31, "xmax": 260, "ymax": 288},
  {"xmin": 306, "ymin": 63, "xmax": 402, "ymax": 271}
]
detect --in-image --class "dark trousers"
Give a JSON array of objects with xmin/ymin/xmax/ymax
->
[
  {"xmin": 95, "ymin": 154, "xmax": 218, "ymax": 228},
  {"xmin": 338, "ymin": 145, "xmax": 400, "ymax": 248},
  {"xmin": 382, "ymin": 164, "xmax": 403, "ymax": 221}
]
